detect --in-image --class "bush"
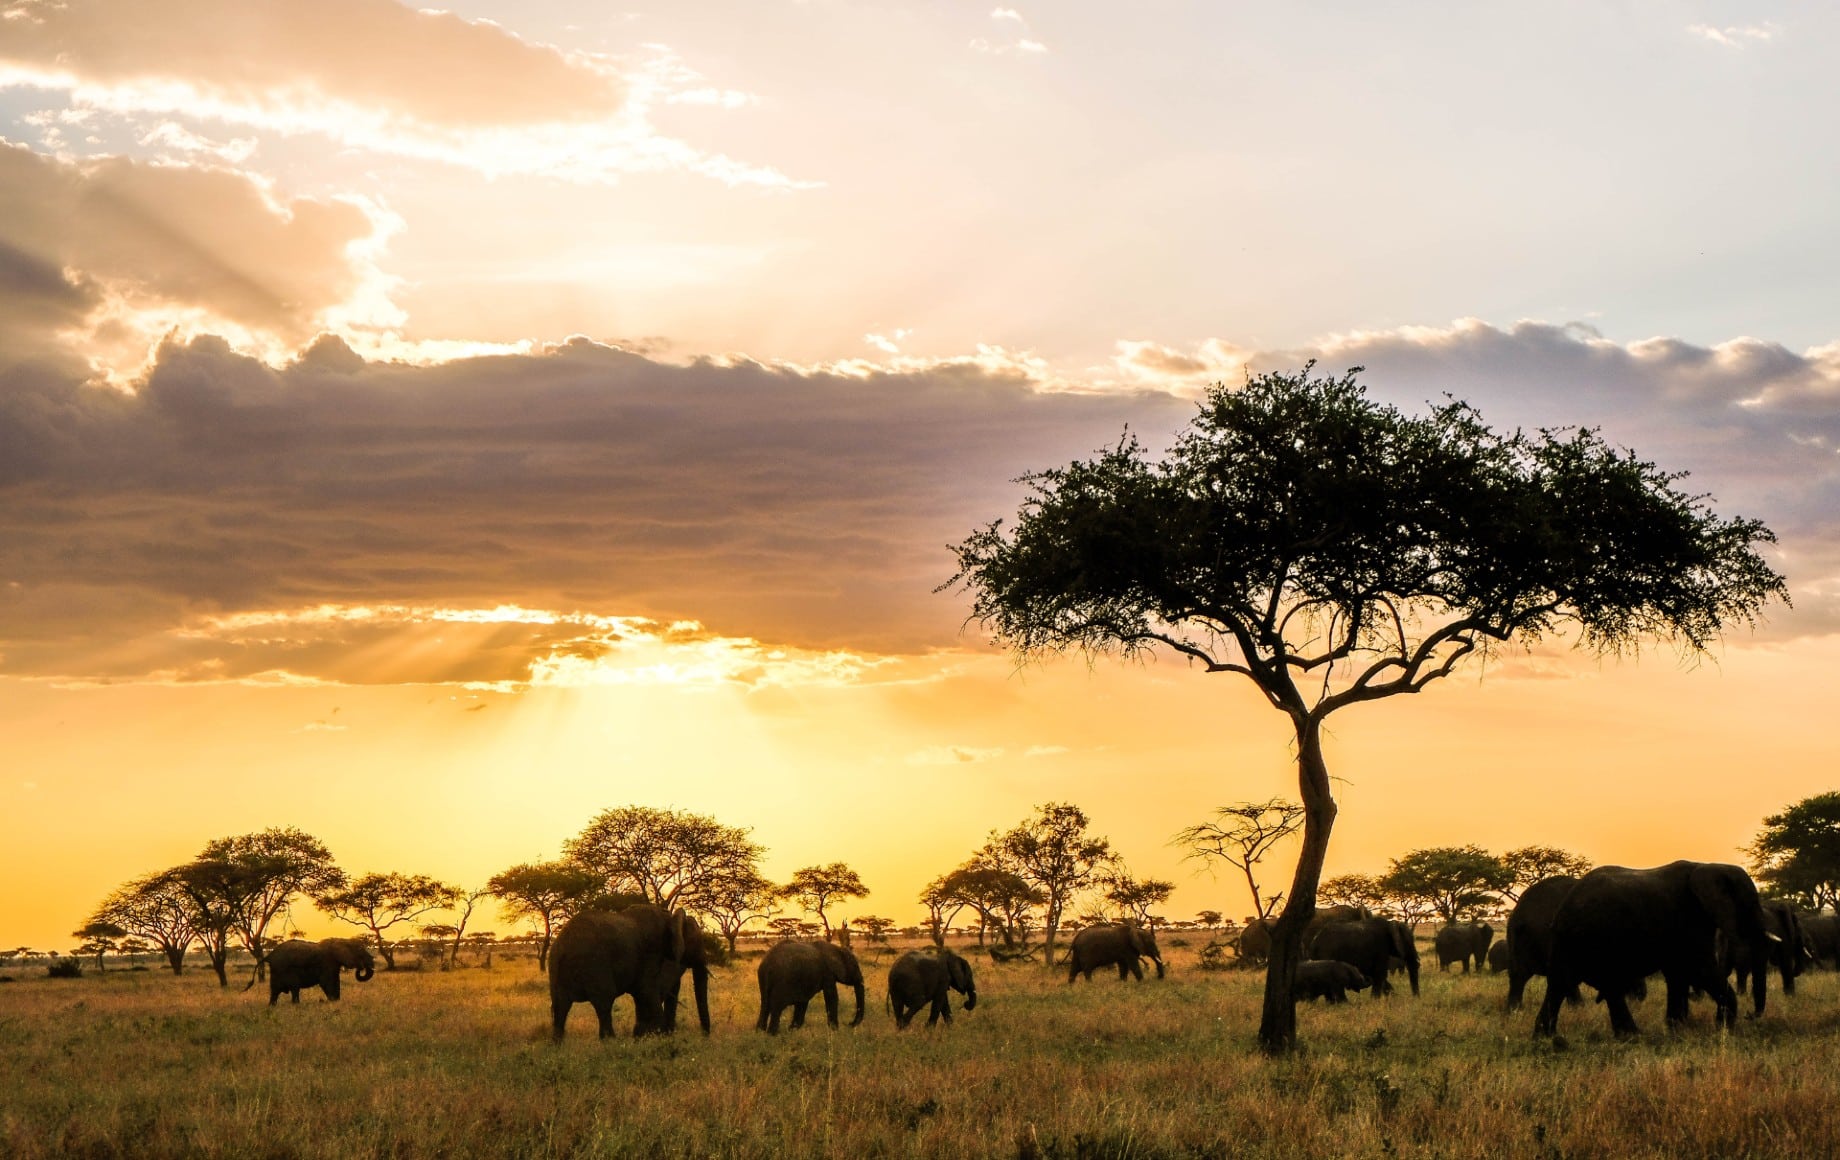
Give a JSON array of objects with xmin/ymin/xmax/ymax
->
[{"xmin": 46, "ymin": 959, "xmax": 83, "ymax": 979}]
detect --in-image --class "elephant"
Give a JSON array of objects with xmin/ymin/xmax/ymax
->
[
  {"xmin": 1797, "ymin": 909, "xmax": 1840, "ymax": 969},
  {"xmin": 1066, "ymin": 922, "xmax": 1164, "ymax": 982},
  {"xmin": 549, "ymin": 904, "xmax": 712, "ymax": 1040},
  {"xmin": 1723, "ymin": 900, "xmax": 1810, "ymax": 1002},
  {"xmin": 1534, "ymin": 861, "xmax": 1775, "ymax": 1039},
  {"xmin": 1434, "ymin": 922, "xmax": 1494, "ymax": 973},
  {"xmin": 886, "ymin": 948, "xmax": 977, "ymax": 1028},
  {"xmin": 1487, "ymin": 938, "xmax": 1509, "ymax": 973},
  {"xmin": 1505, "ymin": 876, "xmax": 1586, "ymax": 1010},
  {"xmin": 1307, "ymin": 917, "xmax": 1418, "ymax": 997},
  {"xmin": 1236, "ymin": 919, "xmax": 1273, "ymax": 965},
  {"xmin": 756, "ymin": 939, "xmax": 865, "ymax": 1033},
  {"xmin": 1292, "ymin": 959, "xmax": 1369, "ymax": 1003},
  {"xmin": 265, "ymin": 937, "xmax": 374, "ymax": 1005}
]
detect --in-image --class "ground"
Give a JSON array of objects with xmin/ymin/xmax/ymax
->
[{"xmin": 2, "ymin": 937, "xmax": 1837, "ymax": 1159}]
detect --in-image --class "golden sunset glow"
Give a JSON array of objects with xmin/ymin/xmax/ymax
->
[{"xmin": 3, "ymin": 1, "xmax": 1839, "ymax": 954}]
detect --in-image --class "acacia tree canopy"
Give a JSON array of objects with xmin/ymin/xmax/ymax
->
[
  {"xmin": 1498, "ymin": 846, "xmax": 1594, "ymax": 901},
  {"xmin": 1749, "ymin": 793, "xmax": 1840, "ymax": 909},
  {"xmin": 1173, "ymin": 799, "xmax": 1305, "ymax": 921},
  {"xmin": 1383, "ymin": 846, "xmax": 1513, "ymax": 923},
  {"xmin": 565, "ymin": 806, "xmax": 766, "ymax": 913},
  {"xmin": 946, "ymin": 364, "xmax": 1787, "ymax": 1052}
]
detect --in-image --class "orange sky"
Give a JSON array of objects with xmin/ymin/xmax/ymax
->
[{"xmin": 3, "ymin": 2, "xmax": 1839, "ymax": 949}]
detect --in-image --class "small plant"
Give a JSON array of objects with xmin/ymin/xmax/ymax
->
[{"xmin": 46, "ymin": 958, "xmax": 83, "ymax": 979}]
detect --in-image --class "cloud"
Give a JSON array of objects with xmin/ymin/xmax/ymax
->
[
  {"xmin": 3, "ymin": 318, "xmax": 1838, "ymax": 684},
  {"xmin": 973, "ymin": 7, "xmax": 1047, "ymax": 55},
  {"xmin": 0, "ymin": 142, "xmax": 390, "ymax": 374},
  {"xmin": 0, "ymin": 0, "xmax": 621, "ymax": 128},
  {"xmin": 1687, "ymin": 23, "xmax": 1780, "ymax": 48},
  {"xmin": 0, "ymin": 1, "xmax": 802, "ymax": 187},
  {"xmin": 0, "ymin": 335, "xmax": 1186, "ymax": 678},
  {"xmin": 907, "ymin": 745, "xmax": 1006, "ymax": 765}
]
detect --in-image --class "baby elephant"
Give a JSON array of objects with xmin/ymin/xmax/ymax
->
[
  {"xmin": 1292, "ymin": 959, "xmax": 1370, "ymax": 1004},
  {"xmin": 887, "ymin": 948, "xmax": 978, "ymax": 1028}
]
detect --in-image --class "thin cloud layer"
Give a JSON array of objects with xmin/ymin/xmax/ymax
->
[
  {"xmin": 3, "ymin": 319, "xmax": 1837, "ymax": 685},
  {"xmin": 0, "ymin": 1, "xmax": 800, "ymax": 187},
  {"xmin": 0, "ymin": 0, "xmax": 621, "ymax": 128}
]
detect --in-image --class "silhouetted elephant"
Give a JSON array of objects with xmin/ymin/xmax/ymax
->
[
  {"xmin": 1723, "ymin": 900, "xmax": 1809, "ymax": 1005},
  {"xmin": 1292, "ymin": 960, "xmax": 1368, "ymax": 1003},
  {"xmin": 1308, "ymin": 918, "xmax": 1418, "ymax": 997},
  {"xmin": 1066, "ymin": 923, "xmax": 1164, "ymax": 982},
  {"xmin": 756, "ymin": 940, "xmax": 865, "ymax": 1033},
  {"xmin": 549, "ymin": 904, "xmax": 712, "ymax": 1040},
  {"xmin": 1236, "ymin": 919, "xmax": 1273, "ymax": 965},
  {"xmin": 1505, "ymin": 876, "xmax": 1584, "ymax": 1010},
  {"xmin": 1487, "ymin": 938, "xmax": 1509, "ymax": 973},
  {"xmin": 1535, "ymin": 861, "xmax": 1774, "ymax": 1038},
  {"xmin": 887, "ymin": 948, "xmax": 977, "ymax": 1028},
  {"xmin": 1434, "ymin": 922, "xmax": 1493, "ymax": 973},
  {"xmin": 265, "ymin": 937, "xmax": 374, "ymax": 1005},
  {"xmin": 1797, "ymin": 909, "xmax": 1839, "ymax": 969}
]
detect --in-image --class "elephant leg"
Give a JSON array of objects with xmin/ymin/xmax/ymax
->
[
  {"xmin": 550, "ymin": 996, "xmax": 571, "ymax": 1041},
  {"xmin": 1506, "ymin": 967, "xmax": 1528, "ymax": 1010},
  {"xmin": 1603, "ymin": 990, "xmax": 1641, "ymax": 1037},
  {"xmin": 894, "ymin": 1003, "xmax": 912, "ymax": 1029},
  {"xmin": 1328, "ymin": 986, "xmax": 1345, "ymax": 1004},
  {"xmin": 928, "ymin": 994, "xmax": 949, "ymax": 1026},
  {"xmin": 1533, "ymin": 979, "xmax": 1565, "ymax": 1037},
  {"xmin": 591, "ymin": 997, "xmax": 616, "ymax": 1040},
  {"xmin": 1127, "ymin": 959, "xmax": 1144, "ymax": 982},
  {"xmin": 1115, "ymin": 962, "xmax": 1129, "ymax": 980},
  {"xmin": 791, "ymin": 998, "xmax": 811, "ymax": 1029},
  {"xmin": 767, "ymin": 1004, "xmax": 785, "ymax": 1034},
  {"xmin": 822, "ymin": 983, "xmax": 841, "ymax": 1029},
  {"xmin": 291, "ymin": 989, "xmax": 302, "ymax": 1004}
]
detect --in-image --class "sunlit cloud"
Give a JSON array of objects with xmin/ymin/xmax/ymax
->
[
  {"xmin": 0, "ymin": 2, "xmax": 806, "ymax": 187},
  {"xmin": 972, "ymin": 6, "xmax": 1048, "ymax": 55}
]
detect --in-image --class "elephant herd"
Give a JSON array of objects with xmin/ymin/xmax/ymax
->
[{"xmin": 264, "ymin": 860, "xmax": 1820, "ymax": 1044}]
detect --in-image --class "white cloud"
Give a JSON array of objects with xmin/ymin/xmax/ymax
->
[
  {"xmin": 907, "ymin": 745, "xmax": 1006, "ymax": 765},
  {"xmin": 0, "ymin": 1, "xmax": 803, "ymax": 187},
  {"xmin": 1687, "ymin": 23, "xmax": 1780, "ymax": 48}
]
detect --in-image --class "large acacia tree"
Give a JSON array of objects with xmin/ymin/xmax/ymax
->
[{"xmin": 947, "ymin": 365, "xmax": 1786, "ymax": 1052}]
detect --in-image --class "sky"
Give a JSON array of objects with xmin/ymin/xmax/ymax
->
[{"xmin": 3, "ymin": 1, "xmax": 1839, "ymax": 949}]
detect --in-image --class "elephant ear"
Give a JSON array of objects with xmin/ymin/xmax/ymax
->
[{"xmin": 1688, "ymin": 864, "xmax": 1766, "ymax": 941}]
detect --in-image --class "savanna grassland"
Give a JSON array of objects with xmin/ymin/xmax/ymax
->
[{"xmin": 5, "ymin": 939, "xmax": 1839, "ymax": 1160}]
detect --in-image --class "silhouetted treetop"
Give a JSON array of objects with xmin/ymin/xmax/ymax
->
[
  {"xmin": 947, "ymin": 364, "xmax": 1786, "ymax": 700},
  {"xmin": 1749, "ymin": 792, "xmax": 1840, "ymax": 910}
]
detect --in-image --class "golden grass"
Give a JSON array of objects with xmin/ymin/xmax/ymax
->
[{"xmin": 5, "ymin": 940, "xmax": 1840, "ymax": 1159}]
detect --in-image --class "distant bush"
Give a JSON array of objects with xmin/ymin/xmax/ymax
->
[
  {"xmin": 1197, "ymin": 943, "xmax": 1234, "ymax": 972},
  {"xmin": 46, "ymin": 959, "xmax": 83, "ymax": 979},
  {"xmin": 1167, "ymin": 937, "xmax": 1191, "ymax": 948}
]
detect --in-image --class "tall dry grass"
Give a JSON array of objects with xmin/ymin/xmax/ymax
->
[{"xmin": 4, "ymin": 939, "xmax": 1839, "ymax": 1159}]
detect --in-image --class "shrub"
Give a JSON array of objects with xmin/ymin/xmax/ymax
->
[{"xmin": 46, "ymin": 959, "xmax": 83, "ymax": 979}]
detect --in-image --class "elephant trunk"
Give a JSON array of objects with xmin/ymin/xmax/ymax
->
[
  {"xmin": 1153, "ymin": 956, "xmax": 1166, "ymax": 979},
  {"xmin": 355, "ymin": 964, "xmax": 375, "ymax": 982},
  {"xmin": 849, "ymin": 980, "xmax": 866, "ymax": 1027},
  {"xmin": 962, "ymin": 987, "xmax": 977, "ymax": 1011},
  {"xmin": 1751, "ymin": 937, "xmax": 1770, "ymax": 1017},
  {"xmin": 692, "ymin": 964, "xmax": 711, "ymax": 1035}
]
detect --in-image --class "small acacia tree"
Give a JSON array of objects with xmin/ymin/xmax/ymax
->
[
  {"xmin": 1748, "ymin": 793, "xmax": 1840, "ymax": 909},
  {"xmin": 317, "ymin": 872, "xmax": 461, "ymax": 969},
  {"xmin": 1174, "ymin": 799, "xmax": 1305, "ymax": 921},
  {"xmin": 1383, "ymin": 846, "xmax": 1513, "ymax": 923},
  {"xmin": 1498, "ymin": 846, "xmax": 1594, "ymax": 902},
  {"xmin": 781, "ymin": 863, "xmax": 868, "ymax": 938},
  {"xmin": 89, "ymin": 873, "xmax": 197, "ymax": 975},
  {"xmin": 994, "ymin": 803, "xmax": 1111, "ymax": 969},
  {"xmin": 565, "ymin": 806, "xmax": 766, "ymax": 913},
  {"xmin": 947, "ymin": 364, "xmax": 1786, "ymax": 1051},
  {"xmin": 1318, "ymin": 873, "xmax": 1390, "ymax": 916},
  {"xmin": 486, "ymin": 861, "xmax": 601, "ymax": 971}
]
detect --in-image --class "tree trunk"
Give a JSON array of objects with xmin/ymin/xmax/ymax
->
[
  {"xmin": 1258, "ymin": 716, "xmax": 1337, "ymax": 1054},
  {"xmin": 164, "ymin": 945, "xmax": 186, "ymax": 975}
]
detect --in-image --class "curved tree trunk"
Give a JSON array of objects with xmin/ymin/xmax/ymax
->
[{"xmin": 1258, "ymin": 717, "xmax": 1337, "ymax": 1054}]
